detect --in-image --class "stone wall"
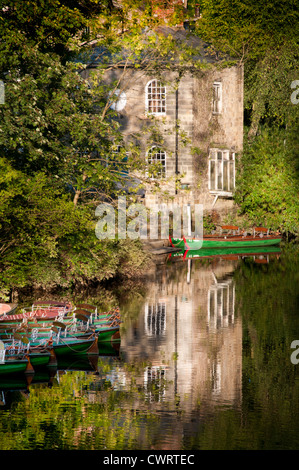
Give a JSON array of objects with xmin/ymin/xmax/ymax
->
[{"xmin": 192, "ymin": 65, "xmax": 243, "ymax": 214}]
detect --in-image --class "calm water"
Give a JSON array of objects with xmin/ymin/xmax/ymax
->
[{"xmin": 0, "ymin": 244, "xmax": 298, "ymax": 451}]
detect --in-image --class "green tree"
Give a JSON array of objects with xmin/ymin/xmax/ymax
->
[
  {"xmin": 0, "ymin": 0, "xmax": 152, "ymax": 296},
  {"xmin": 194, "ymin": 0, "xmax": 299, "ymax": 134},
  {"xmin": 234, "ymin": 128, "xmax": 299, "ymax": 234}
]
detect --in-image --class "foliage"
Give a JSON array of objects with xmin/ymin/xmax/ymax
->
[
  {"xmin": 0, "ymin": 157, "xmax": 149, "ymax": 297},
  {"xmin": 194, "ymin": 0, "xmax": 299, "ymax": 130},
  {"xmin": 194, "ymin": 0, "xmax": 298, "ymax": 59},
  {"xmin": 0, "ymin": 1, "xmax": 166, "ymax": 295},
  {"xmin": 234, "ymin": 128, "xmax": 299, "ymax": 234},
  {"xmin": 202, "ymin": 214, "xmax": 216, "ymax": 233},
  {"xmin": 0, "ymin": 0, "xmax": 103, "ymax": 57},
  {"xmin": 244, "ymin": 42, "xmax": 299, "ymax": 136}
]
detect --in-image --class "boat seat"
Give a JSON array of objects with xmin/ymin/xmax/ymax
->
[
  {"xmin": 253, "ymin": 227, "xmax": 269, "ymax": 237},
  {"xmin": 220, "ymin": 225, "xmax": 240, "ymax": 236}
]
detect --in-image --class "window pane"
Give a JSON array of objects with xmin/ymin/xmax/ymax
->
[
  {"xmin": 229, "ymin": 161, "xmax": 235, "ymax": 190},
  {"xmin": 217, "ymin": 161, "xmax": 222, "ymax": 189},
  {"xmin": 223, "ymin": 161, "xmax": 228, "ymax": 191},
  {"xmin": 148, "ymin": 147, "xmax": 166, "ymax": 178},
  {"xmin": 147, "ymin": 80, "xmax": 166, "ymax": 114},
  {"xmin": 210, "ymin": 161, "xmax": 215, "ymax": 190},
  {"xmin": 209, "ymin": 149, "xmax": 235, "ymax": 193}
]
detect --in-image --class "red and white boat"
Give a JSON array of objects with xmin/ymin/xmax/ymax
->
[{"xmin": 0, "ymin": 301, "xmax": 72, "ymax": 323}]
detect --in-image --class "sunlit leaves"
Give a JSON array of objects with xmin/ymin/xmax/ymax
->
[{"xmin": 235, "ymin": 128, "xmax": 299, "ymax": 234}]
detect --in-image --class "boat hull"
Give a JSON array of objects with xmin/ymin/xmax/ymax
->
[
  {"xmin": 170, "ymin": 245, "xmax": 282, "ymax": 260},
  {"xmin": 97, "ymin": 327, "xmax": 120, "ymax": 343},
  {"xmin": 51, "ymin": 338, "xmax": 98, "ymax": 356},
  {"xmin": 29, "ymin": 352, "xmax": 51, "ymax": 368},
  {"xmin": 170, "ymin": 236, "xmax": 281, "ymax": 250},
  {"xmin": 0, "ymin": 358, "xmax": 29, "ymax": 375}
]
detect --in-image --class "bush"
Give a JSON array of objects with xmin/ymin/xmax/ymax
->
[{"xmin": 234, "ymin": 128, "xmax": 299, "ymax": 235}]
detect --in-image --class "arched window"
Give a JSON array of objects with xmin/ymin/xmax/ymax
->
[
  {"xmin": 146, "ymin": 79, "xmax": 166, "ymax": 114},
  {"xmin": 147, "ymin": 147, "xmax": 166, "ymax": 179}
]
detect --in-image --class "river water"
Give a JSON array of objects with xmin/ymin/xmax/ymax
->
[{"xmin": 0, "ymin": 244, "xmax": 298, "ymax": 451}]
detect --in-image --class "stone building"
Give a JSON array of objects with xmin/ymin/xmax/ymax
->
[{"xmin": 82, "ymin": 26, "xmax": 243, "ymax": 218}]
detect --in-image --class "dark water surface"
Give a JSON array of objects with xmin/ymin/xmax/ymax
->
[{"xmin": 0, "ymin": 244, "xmax": 298, "ymax": 450}]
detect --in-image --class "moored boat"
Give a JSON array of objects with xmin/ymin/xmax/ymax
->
[
  {"xmin": 0, "ymin": 305, "xmax": 119, "ymax": 329},
  {"xmin": 0, "ymin": 300, "xmax": 72, "ymax": 324},
  {"xmin": 0, "ymin": 302, "xmax": 121, "ymax": 371},
  {"xmin": 0, "ymin": 340, "xmax": 33, "ymax": 375},
  {"xmin": 97, "ymin": 326, "xmax": 121, "ymax": 343},
  {"xmin": 170, "ymin": 226, "xmax": 281, "ymax": 250},
  {"xmin": 49, "ymin": 336, "xmax": 99, "ymax": 356}
]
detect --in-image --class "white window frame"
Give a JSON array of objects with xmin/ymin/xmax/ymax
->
[
  {"xmin": 147, "ymin": 146, "xmax": 167, "ymax": 179},
  {"xmin": 212, "ymin": 81, "xmax": 222, "ymax": 114},
  {"xmin": 208, "ymin": 148, "xmax": 235, "ymax": 195},
  {"xmin": 145, "ymin": 79, "xmax": 166, "ymax": 115}
]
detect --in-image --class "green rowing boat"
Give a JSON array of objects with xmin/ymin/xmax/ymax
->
[
  {"xmin": 170, "ymin": 226, "xmax": 281, "ymax": 250},
  {"xmin": 28, "ymin": 336, "xmax": 99, "ymax": 357}
]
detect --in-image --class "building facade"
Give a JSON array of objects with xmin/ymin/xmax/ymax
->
[{"xmin": 83, "ymin": 27, "xmax": 243, "ymax": 217}]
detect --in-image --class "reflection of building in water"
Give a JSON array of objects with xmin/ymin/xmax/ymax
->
[{"xmin": 121, "ymin": 258, "xmax": 242, "ymax": 416}]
